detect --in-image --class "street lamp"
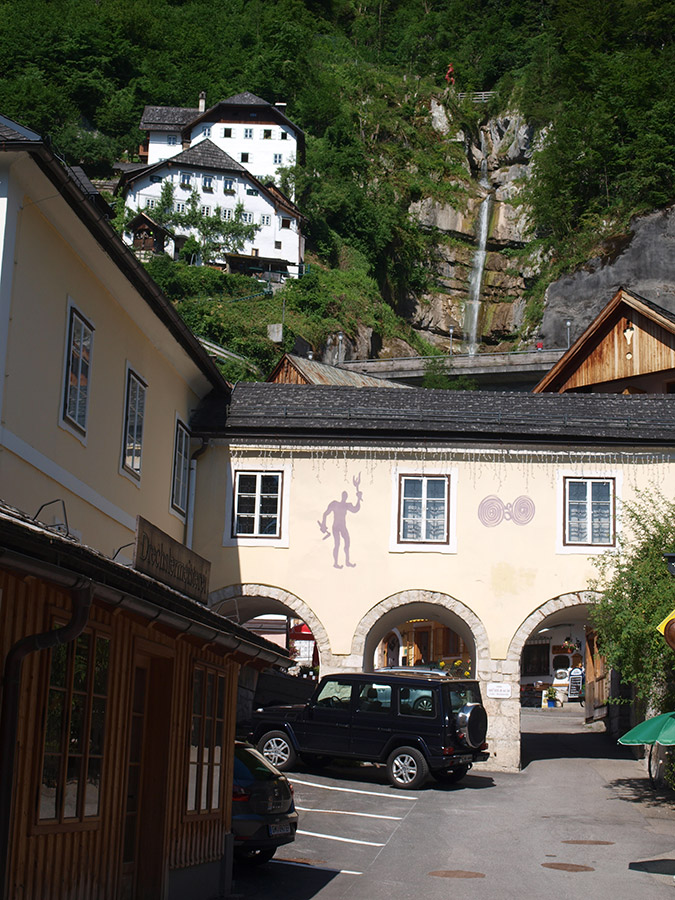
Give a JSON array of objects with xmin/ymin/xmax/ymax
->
[
  {"xmin": 449, "ymin": 325, "xmax": 454, "ymax": 355},
  {"xmin": 565, "ymin": 319, "xmax": 572, "ymax": 349}
]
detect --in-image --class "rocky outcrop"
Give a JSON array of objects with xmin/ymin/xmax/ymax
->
[
  {"xmin": 539, "ymin": 205, "xmax": 675, "ymax": 348},
  {"xmin": 405, "ymin": 108, "xmax": 536, "ymax": 351}
]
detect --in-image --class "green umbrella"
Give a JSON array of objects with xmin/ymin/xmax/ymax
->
[{"xmin": 618, "ymin": 711, "xmax": 675, "ymax": 746}]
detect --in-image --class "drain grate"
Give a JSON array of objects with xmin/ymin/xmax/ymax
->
[
  {"xmin": 542, "ymin": 863, "xmax": 595, "ymax": 872},
  {"xmin": 429, "ymin": 870, "xmax": 486, "ymax": 879}
]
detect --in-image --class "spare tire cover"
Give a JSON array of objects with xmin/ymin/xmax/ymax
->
[{"xmin": 456, "ymin": 703, "xmax": 488, "ymax": 748}]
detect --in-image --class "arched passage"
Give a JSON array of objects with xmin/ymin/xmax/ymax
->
[
  {"xmin": 352, "ymin": 590, "xmax": 490, "ymax": 675},
  {"xmin": 209, "ymin": 583, "xmax": 332, "ymax": 667}
]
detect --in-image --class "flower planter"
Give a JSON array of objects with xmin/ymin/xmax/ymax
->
[{"xmin": 547, "ymin": 699, "xmax": 556, "ymax": 708}]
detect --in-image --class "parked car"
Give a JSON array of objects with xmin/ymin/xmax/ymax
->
[
  {"xmin": 250, "ymin": 671, "xmax": 489, "ymax": 789},
  {"xmin": 232, "ymin": 741, "xmax": 298, "ymax": 864}
]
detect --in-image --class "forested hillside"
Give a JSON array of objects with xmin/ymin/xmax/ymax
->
[{"xmin": 2, "ymin": 0, "xmax": 674, "ymax": 377}]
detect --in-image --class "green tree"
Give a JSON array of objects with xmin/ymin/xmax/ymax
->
[
  {"xmin": 180, "ymin": 190, "xmax": 261, "ymax": 263},
  {"xmin": 590, "ymin": 491, "xmax": 675, "ymax": 711}
]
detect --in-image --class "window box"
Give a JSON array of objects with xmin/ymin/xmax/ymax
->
[{"xmin": 223, "ymin": 188, "xmax": 236, "ymax": 195}]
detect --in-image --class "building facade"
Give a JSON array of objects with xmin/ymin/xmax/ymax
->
[
  {"xmin": 189, "ymin": 383, "xmax": 675, "ymax": 772},
  {"xmin": 0, "ymin": 115, "xmax": 288, "ymax": 900}
]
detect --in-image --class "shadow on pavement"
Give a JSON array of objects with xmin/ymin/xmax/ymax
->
[
  {"xmin": 521, "ymin": 725, "xmax": 633, "ymax": 768},
  {"xmin": 605, "ymin": 775, "xmax": 675, "ymax": 809},
  {"xmin": 629, "ymin": 858, "xmax": 675, "ymax": 875},
  {"xmin": 294, "ymin": 761, "xmax": 495, "ymax": 792},
  {"xmin": 233, "ymin": 858, "xmax": 340, "ymax": 899}
]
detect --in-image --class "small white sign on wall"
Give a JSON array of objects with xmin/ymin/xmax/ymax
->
[{"xmin": 486, "ymin": 682, "xmax": 512, "ymax": 699}]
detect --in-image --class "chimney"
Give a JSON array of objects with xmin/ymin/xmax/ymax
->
[
  {"xmin": 199, "ymin": 91, "xmax": 206, "ymax": 113},
  {"xmin": 275, "ymin": 101, "xmax": 287, "ymax": 114}
]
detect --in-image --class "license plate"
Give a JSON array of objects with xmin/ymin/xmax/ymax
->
[
  {"xmin": 457, "ymin": 755, "xmax": 472, "ymax": 763},
  {"xmin": 269, "ymin": 823, "xmax": 291, "ymax": 837}
]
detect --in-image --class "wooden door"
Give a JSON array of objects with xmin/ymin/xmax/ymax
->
[{"xmin": 120, "ymin": 653, "xmax": 173, "ymax": 900}]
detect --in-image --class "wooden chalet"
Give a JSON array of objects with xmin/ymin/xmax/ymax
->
[
  {"xmin": 534, "ymin": 287, "xmax": 675, "ymax": 394},
  {"xmin": 127, "ymin": 211, "xmax": 172, "ymax": 256},
  {"xmin": 0, "ymin": 505, "xmax": 289, "ymax": 900},
  {"xmin": 267, "ymin": 352, "xmax": 409, "ymax": 388}
]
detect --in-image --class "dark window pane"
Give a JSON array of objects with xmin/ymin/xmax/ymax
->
[
  {"xmin": 260, "ymin": 474, "xmax": 279, "ymax": 493},
  {"xmin": 93, "ymin": 638, "xmax": 110, "ymax": 695},
  {"xmin": 90, "ymin": 698, "xmax": 106, "ymax": 755},
  {"xmin": 237, "ymin": 495, "xmax": 256, "ymax": 514},
  {"xmin": 39, "ymin": 755, "xmax": 60, "ymax": 820},
  {"xmin": 235, "ymin": 516, "xmax": 254, "ymax": 534},
  {"xmin": 237, "ymin": 474, "xmax": 257, "ymax": 493},
  {"xmin": 69, "ymin": 694, "xmax": 85, "ymax": 753},
  {"xmin": 50, "ymin": 644, "xmax": 68, "ymax": 689},
  {"xmin": 193, "ymin": 669, "xmax": 203, "ymax": 714},
  {"xmin": 85, "ymin": 757, "xmax": 101, "ymax": 817},
  {"xmin": 64, "ymin": 755, "xmax": 82, "ymax": 818},
  {"xmin": 73, "ymin": 634, "xmax": 90, "ymax": 692},
  {"xmin": 45, "ymin": 690, "xmax": 65, "ymax": 753}
]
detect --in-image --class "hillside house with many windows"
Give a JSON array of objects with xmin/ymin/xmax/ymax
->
[
  {"xmin": 139, "ymin": 92, "xmax": 305, "ymax": 187},
  {"xmin": 118, "ymin": 139, "xmax": 304, "ymax": 277}
]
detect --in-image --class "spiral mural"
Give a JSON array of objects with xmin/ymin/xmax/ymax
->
[{"xmin": 478, "ymin": 495, "xmax": 535, "ymax": 527}]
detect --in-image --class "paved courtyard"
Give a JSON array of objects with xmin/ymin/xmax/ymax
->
[{"xmin": 232, "ymin": 705, "xmax": 675, "ymax": 899}]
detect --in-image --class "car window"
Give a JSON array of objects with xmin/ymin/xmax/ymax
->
[
  {"xmin": 446, "ymin": 683, "xmax": 482, "ymax": 710},
  {"xmin": 356, "ymin": 682, "xmax": 392, "ymax": 713},
  {"xmin": 315, "ymin": 680, "xmax": 353, "ymax": 709},
  {"xmin": 234, "ymin": 744, "xmax": 278, "ymax": 783},
  {"xmin": 399, "ymin": 687, "xmax": 436, "ymax": 717}
]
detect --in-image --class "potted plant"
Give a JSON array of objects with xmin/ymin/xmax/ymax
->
[{"xmin": 545, "ymin": 686, "xmax": 557, "ymax": 708}]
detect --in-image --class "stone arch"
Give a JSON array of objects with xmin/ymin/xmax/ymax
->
[
  {"xmin": 351, "ymin": 589, "xmax": 490, "ymax": 674},
  {"xmin": 209, "ymin": 583, "xmax": 332, "ymax": 662},
  {"xmin": 506, "ymin": 590, "xmax": 600, "ymax": 666}
]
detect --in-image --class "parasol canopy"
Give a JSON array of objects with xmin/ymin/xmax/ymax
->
[{"xmin": 618, "ymin": 711, "xmax": 675, "ymax": 747}]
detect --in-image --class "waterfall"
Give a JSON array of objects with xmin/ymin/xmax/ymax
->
[{"xmin": 465, "ymin": 131, "xmax": 492, "ymax": 356}]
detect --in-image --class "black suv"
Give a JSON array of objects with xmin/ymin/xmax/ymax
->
[{"xmin": 250, "ymin": 671, "xmax": 489, "ymax": 789}]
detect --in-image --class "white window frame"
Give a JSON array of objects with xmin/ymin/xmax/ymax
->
[
  {"xmin": 243, "ymin": 128, "xmax": 254, "ymax": 139},
  {"xmin": 167, "ymin": 134, "xmax": 177, "ymax": 145},
  {"xmin": 240, "ymin": 152, "xmax": 250, "ymax": 164},
  {"xmin": 280, "ymin": 131, "xmax": 288, "ymax": 141},
  {"xmin": 174, "ymin": 201, "xmax": 186, "ymax": 213},
  {"xmin": 389, "ymin": 466, "xmax": 457, "ymax": 553},
  {"xmin": 202, "ymin": 175, "xmax": 214, "ymax": 191},
  {"xmin": 200, "ymin": 205, "xmax": 211, "ymax": 217},
  {"xmin": 273, "ymin": 153, "xmax": 283, "ymax": 165},
  {"xmin": 203, "ymin": 126, "xmax": 211, "ymax": 137},
  {"xmin": 223, "ymin": 208, "xmax": 233, "ymax": 221},
  {"xmin": 179, "ymin": 171, "xmax": 192, "ymax": 188},
  {"xmin": 60, "ymin": 301, "xmax": 94, "ymax": 442},
  {"xmin": 223, "ymin": 463, "xmax": 291, "ymax": 548},
  {"xmin": 260, "ymin": 214, "xmax": 271, "ymax": 226},
  {"xmin": 120, "ymin": 366, "xmax": 146, "ymax": 482},
  {"xmin": 171, "ymin": 418, "xmax": 191, "ymax": 518},
  {"xmin": 222, "ymin": 127, "xmax": 233, "ymax": 138},
  {"xmin": 557, "ymin": 470, "xmax": 621, "ymax": 554},
  {"xmin": 241, "ymin": 211, "xmax": 254, "ymax": 224}
]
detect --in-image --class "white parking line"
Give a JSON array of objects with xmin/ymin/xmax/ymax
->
[
  {"xmin": 290, "ymin": 778, "xmax": 418, "ymax": 800},
  {"xmin": 272, "ymin": 859, "xmax": 363, "ymax": 875},
  {"xmin": 296, "ymin": 807, "xmax": 401, "ymax": 820},
  {"xmin": 298, "ymin": 829, "xmax": 386, "ymax": 847}
]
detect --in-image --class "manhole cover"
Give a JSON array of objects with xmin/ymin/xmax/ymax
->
[
  {"xmin": 562, "ymin": 840, "xmax": 614, "ymax": 846},
  {"xmin": 429, "ymin": 870, "xmax": 486, "ymax": 879},
  {"xmin": 542, "ymin": 863, "xmax": 595, "ymax": 872}
]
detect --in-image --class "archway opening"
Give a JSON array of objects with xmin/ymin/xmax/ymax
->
[{"xmin": 362, "ymin": 601, "xmax": 478, "ymax": 676}]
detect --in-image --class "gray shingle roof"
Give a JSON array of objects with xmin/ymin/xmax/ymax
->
[
  {"xmin": 0, "ymin": 114, "xmax": 41, "ymax": 142},
  {"xmin": 157, "ymin": 138, "xmax": 245, "ymax": 173},
  {"xmin": 140, "ymin": 105, "xmax": 198, "ymax": 130},
  {"xmin": 191, "ymin": 382, "xmax": 675, "ymax": 445},
  {"xmin": 221, "ymin": 92, "xmax": 270, "ymax": 106}
]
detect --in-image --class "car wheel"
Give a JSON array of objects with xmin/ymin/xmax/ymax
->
[
  {"xmin": 432, "ymin": 764, "xmax": 469, "ymax": 785},
  {"xmin": 386, "ymin": 746, "xmax": 429, "ymax": 789},
  {"xmin": 257, "ymin": 731, "xmax": 297, "ymax": 771},
  {"xmin": 234, "ymin": 847, "xmax": 277, "ymax": 865}
]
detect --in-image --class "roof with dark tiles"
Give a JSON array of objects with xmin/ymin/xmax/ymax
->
[
  {"xmin": 190, "ymin": 382, "xmax": 675, "ymax": 445},
  {"xmin": 140, "ymin": 105, "xmax": 198, "ymax": 130}
]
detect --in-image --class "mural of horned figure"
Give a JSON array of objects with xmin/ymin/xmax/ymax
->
[{"xmin": 318, "ymin": 473, "xmax": 363, "ymax": 569}]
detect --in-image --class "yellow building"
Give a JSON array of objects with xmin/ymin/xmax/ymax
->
[
  {"xmin": 190, "ymin": 382, "xmax": 675, "ymax": 771},
  {"xmin": 0, "ymin": 115, "xmax": 288, "ymax": 900}
]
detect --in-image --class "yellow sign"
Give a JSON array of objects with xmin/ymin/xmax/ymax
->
[{"xmin": 657, "ymin": 609, "xmax": 675, "ymax": 635}]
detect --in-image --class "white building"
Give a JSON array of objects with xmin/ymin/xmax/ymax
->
[
  {"xmin": 119, "ymin": 139, "xmax": 304, "ymax": 277},
  {"xmin": 139, "ymin": 91, "xmax": 305, "ymax": 188}
]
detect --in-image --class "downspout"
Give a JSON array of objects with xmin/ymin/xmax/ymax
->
[
  {"xmin": 186, "ymin": 438, "xmax": 209, "ymax": 550},
  {"xmin": 0, "ymin": 575, "xmax": 93, "ymax": 900}
]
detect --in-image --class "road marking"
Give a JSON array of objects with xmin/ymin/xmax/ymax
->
[
  {"xmin": 296, "ymin": 806, "xmax": 401, "ymax": 820},
  {"xmin": 298, "ymin": 829, "xmax": 386, "ymax": 846},
  {"xmin": 290, "ymin": 778, "xmax": 418, "ymax": 800},
  {"xmin": 272, "ymin": 859, "xmax": 363, "ymax": 875}
]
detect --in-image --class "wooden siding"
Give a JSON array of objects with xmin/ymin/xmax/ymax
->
[
  {"xmin": 560, "ymin": 310, "xmax": 675, "ymax": 392},
  {"xmin": 267, "ymin": 356, "xmax": 308, "ymax": 385},
  {"xmin": 2, "ymin": 568, "xmax": 240, "ymax": 900}
]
